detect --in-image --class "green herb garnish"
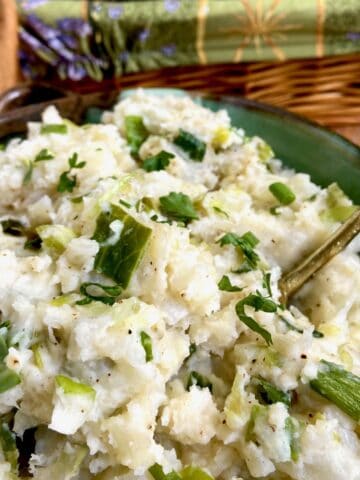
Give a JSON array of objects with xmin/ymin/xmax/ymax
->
[
  {"xmin": 218, "ymin": 231, "xmax": 260, "ymax": 272},
  {"xmin": 0, "ymin": 423, "xmax": 19, "ymax": 472},
  {"xmin": 269, "ymin": 182, "xmax": 296, "ymax": 205},
  {"xmin": 310, "ymin": 360, "xmax": 360, "ymax": 421},
  {"xmin": 119, "ymin": 199, "xmax": 132, "ymax": 208},
  {"xmin": 285, "ymin": 416, "xmax": 300, "ymax": 461},
  {"xmin": 76, "ymin": 282, "xmax": 123, "ymax": 306},
  {"xmin": 218, "ymin": 275, "xmax": 243, "ymax": 292},
  {"xmin": 34, "ymin": 148, "xmax": 54, "ymax": 162},
  {"xmin": 262, "ymin": 272, "xmax": 272, "ymax": 297},
  {"xmin": 57, "ymin": 152, "xmax": 86, "ymax": 193},
  {"xmin": 142, "ymin": 150, "xmax": 174, "ymax": 172},
  {"xmin": 0, "ymin": 364, "xmax": 21, "ymax": 393},
  {"xmin": 312, "ymin": 329, "xmax": 324, "ymax": 338},
  {"xmin": 174, "ymin": 129, "xmax": 206, "ymax": 162},
  {"xmin": 55, "ymin": 375, "xmax": 95, "ymax": 398},
  {"xmin": 1, "ymin": 219, "xmax": 25, "ymax": 237},
  {"xmin": 253, "ymin": 377, "xmax": 291, "ymax": 406},
  {"xmin": 124, "ymin": 116, "xmax": 149, "ymax": 157},
  {"xmin": 93, "ymin": 204, "xmax": 152, "ymax": 288},
  {"xmin": 149, "ymin": 463, "xmax": 181, "ymax": 480},
  {"xmin": 186, "ymin": 371, "xmax": 213, "ymax": 392},
  {"xmin": 235, "ymin": 292, "xmax": 276, "ymax": 345},
  {"xmin": 140, "ymin": 331, "xmax": 153, "ymax": 362},
  {"xmin": 159, "ymin": 192, "xmax": 199, "ymax": 225},
  {"xmin": 181, "ymin": 466, "xmax": 214, "ymax": 480},
  {"xmin": 41, "ymin": 124, "xmax": 68, "ymax": 135}
]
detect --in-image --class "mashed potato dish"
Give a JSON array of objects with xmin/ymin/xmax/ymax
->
[{"xmin": 0, "ymin": 90, "xmax": 359, "ymax": 480}]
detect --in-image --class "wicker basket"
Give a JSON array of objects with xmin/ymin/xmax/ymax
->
[{"xmin": 58, "ymin": 53, "xmax": 360, "ymax": 144}]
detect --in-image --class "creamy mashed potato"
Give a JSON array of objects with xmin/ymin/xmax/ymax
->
[{"xmin": 0, "ymin": 90, "xmax": 359, "ymax": 480}]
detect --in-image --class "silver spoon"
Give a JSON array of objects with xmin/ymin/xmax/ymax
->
[{"xmin": 279, "ymin": 208, "xmax": 360, "ymax": 305}]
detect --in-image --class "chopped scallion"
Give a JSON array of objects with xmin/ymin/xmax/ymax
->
[
  {"xmin": 140, "ymin": 331, "xmax": 153, "ymax": 362},
  {"xmin": 41, "ymin": 124, "xmax": 68, "ymax": 135},
  {"xmin": 269, "ymin": 182, "xmax": 296, "ymax": 205}
]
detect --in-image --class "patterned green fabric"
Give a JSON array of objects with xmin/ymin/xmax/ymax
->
[{"xmin": 16, "ymin": 0, "xmax": 360, "ymax": 81}]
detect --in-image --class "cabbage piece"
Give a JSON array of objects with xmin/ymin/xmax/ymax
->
[
  {"xmin": 93, "ymin": 204, "xmax": 152, "ymax": 288},
  {"xmin": 36, "ymin": 225, "xmax": 76, "ymax": 255},
  {"xmin": 31, "ymin": 443, "xmax": 87, "ymax": 480},
  {"xmin": 50, "ymin": 376, "xmax": 95, "ymax": 435},
  {"xmin": 320, "ymin": 183, "xmax": 358, "ymax": 223}
]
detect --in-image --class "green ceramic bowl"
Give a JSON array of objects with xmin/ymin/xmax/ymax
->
[{"xmin": 120, "ymin": 88, "xmax": 360, "ymax": 204}]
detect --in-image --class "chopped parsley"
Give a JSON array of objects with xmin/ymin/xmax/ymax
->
[
  {"xmin": 57, "ymin": 152, "xmax": 86, "ymax": 193},
  {"xmin": 40, "ymin": 124, "xmax": 68, "ymax": 135},
  {"xmin": 124, "ymin": 116, "xmax": 149, "ymax": 157},
  {"xmin": 142, "ymin": 150, "xmax": 174, "ymax": 172},
  {"xmin": 159, "ymin": 192, "xmax": 199, "ymax": 225},
  {"xmin": 186, "ymin": 371, "xmax": 213, "ymax": 392},
  {"xmin": 34, "ymin": 148, "xmax": 54, "ymax": 162},
  {"xmin": 174, "ymin": 129, "xmax": 206, "ymax": 162},
  {"xmin": 76, "ymin": 282, "xmax": 123, "ymax": 306},
  {"xmin": 218, "ymin": 231, "xmax": 260, "ymax": 272},
  {"xmin": 269, "ymin": 182, "xmax": 296, "ymax": 206},
  {"xmin": 140, "ymin": 331, "xmax": 153, "ymax": 362},
  {"xmin": 218, "ymin": 275, "xmax": 243, "ymax": 292},
  {"xmin": 235, "ymin": 292, "xmax": 277, "ymax": 345}
]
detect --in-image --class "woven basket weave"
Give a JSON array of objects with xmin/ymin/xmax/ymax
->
[{"xmin": 106, "ymin": 54, "xmax": 360, "ymax": 130}]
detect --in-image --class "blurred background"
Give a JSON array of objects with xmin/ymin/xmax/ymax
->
[{"xmin": 1, "ymin": 0, "xmax": 360, "ymax": 143}]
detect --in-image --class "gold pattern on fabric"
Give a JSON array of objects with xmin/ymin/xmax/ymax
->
[
  {"xmin": 196, "ymin": 0, "xmax": 209, "ymax": 65},
  {"xmin": 316, "ymin": 0, "xmax": 325, "ymax": 57}
]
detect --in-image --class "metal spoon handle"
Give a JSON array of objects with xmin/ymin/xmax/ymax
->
[{"xmin": 279, "ymin": 208, "xmax": 360, "ymax": 303}]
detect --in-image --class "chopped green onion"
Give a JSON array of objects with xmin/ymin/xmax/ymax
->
[
  {"xmin": 55, "ymin": 375, "xmax": 95, "ymax": 398},
  {"xmin": 1, "ymin": 219, "xmax": 25, "ymax": 237},
  {"xmin": 285, "ymin": 416, "xmax": 300, "ymax": 461},
  {"xmin": 93, "ymin": 204, "xmax": 152, "ymax": 288},
  {"xmin": 312, "ymin": 329, "xmax": 324, "ymax": 338},
  {"xmin": 159, "ymin": 192, "xmax": 199, "ymax": 225},
  {"xmin": 124, "ymin": 116, "xmax": 149, "ymax": 157},
  {"xmin": 0, "ymin": 423, "xmax": 18, "ymax": 472},
  {"xmin": 174, "ymin": 129, "xmax": 206, "ymax": 162},
  {"xmin": 23, "ymin": 161, "xmax": 34, "ymax": 185},
  {"xmin": 149, "ymin": 463, "xmax": 181, "ymax": 480},
  {"xmin": 269, "ymin": 182, "xmax": 296, "ymax": 205},
  {"xmin": 70, "ymin": 196, "xmax": 83, "ymax": 204},
  {"xmin": 119, "ymin": 199, "xmax": 132, "ymax": 208},
  {"xmin": 262, "ymin": 272, "xmax": 272, "ymax": 297},
  {"xmin": 186, "ymin": 371, "xmax": 213, "ymax": 392},
  {"xmin": 212, "ymin": 206, "xmax": 229, "ymax": 218},
  {"xmin": 235, "ymin": 292, "xmax": 276, "ymax": 345},
  {"xmin": 321, "ymin": 183, "xmax": 358, "ymax": 223},
  {"xmin": 34, "ymin": 148, "xmax": 54, "ymax": 162},
  {"xmin": 279, "ymin": 316, "xmax": 303, "ymax": 334},
  {"xmin": 218, "ymin": 231, "xmax": 260, "ymax": 272},
  {"xmin": 181, "ymin": 466, "xmax": 214, "ymax": 480},
  {"xmin": 218, "ymin": 275, "xmax": 243, "ymax": 292},
  {"xmin": 140, "ymin": 331, "xmax": 153, "ymax": 362},
  {"xmin": 310, "ymin": 360, "xmax": 360, "ymax": 421},
  {"xmin": 31, "ymin": 343, "xmax": 44, "ymax": 369},
  {"xmin": 253, "ymin": 377, "xmax": 291, "ymax": 406},
  {"xmin": 142, "ymin": 150, "xmax": 174, "ymax": 172},
  {"xmin": 41, "ymin": 124, "xmax": 68, "ymax": 135},
  {"xmin": 76, "ymin": 282, "xmax": 123, "ymax": 306},
  {"xmin": 0, "ymin": 365, "xmax": 21, "ymax": 393}
]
